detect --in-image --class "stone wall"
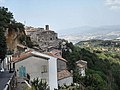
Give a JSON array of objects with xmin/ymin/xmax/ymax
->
[{"xmin": 25, "ymin": 25, "xmax": 62, "ymax": 52}]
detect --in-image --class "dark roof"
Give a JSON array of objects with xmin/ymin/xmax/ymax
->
[{"xmin": 0, "ymin": 71, "xmax": 14, "ymax": 90}]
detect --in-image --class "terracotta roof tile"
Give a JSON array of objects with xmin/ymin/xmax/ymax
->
[
  {"xmin": 12, "ymin": 50, "xmax": 50, "ymax": 62},
  {"xmin": 57, "ymin": 70, "xmax": 72, "ymax": 80},
  {"xmin": 12, "ymin": 50, "xmax": 33, "ymax": 62},
  {"xmin": 51, "ymin": 49, "xmax": 62, "ymax": 53},
  {"xmin": 12, "ymin": 52, "xmax": 32, "ymax": 62},
  {"xmin": 45, "ymin": 52, "xmax": 67, "ymax": 62}
]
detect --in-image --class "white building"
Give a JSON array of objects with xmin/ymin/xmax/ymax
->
[
  {"xmin": 13, "ymin": 50, "xmax": 58, "ymax": 90},
  {"xmin": 0, "ymin": 55, "xmax": 13, "ymax": 72},
  {"xmin": 12, "ymin": 49, "xmax": 73, "ymax": 89},
  {"xmin": 46, "ymin": 49, "xmax": 73, "ymax": 86},
  {"xmin": 76, "ymin": 60, "xmax": 87, "ymax": 76}
]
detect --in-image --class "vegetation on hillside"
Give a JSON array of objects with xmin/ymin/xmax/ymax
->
[
  {"xmin": 62, "ymin": 40, "xmax": 120, "ymax": 90},
  {"xmin": 0, "ymin": 7, "xmax": 13, "ymax": 61},
  {"xmin": 0, "ymin": 7, "xmax": 33, "ymax": 60},
  {"xmin": 76, "ymin": 39, "xmax": 120, "ymax": 50}
]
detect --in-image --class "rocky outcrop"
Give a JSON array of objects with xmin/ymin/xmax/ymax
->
[{"xmin": 6, "ymin": 27, "xmax": 26, "ymax": 53}]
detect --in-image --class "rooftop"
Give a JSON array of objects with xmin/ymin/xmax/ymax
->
[
  {"xmin": 12, "ymin": 50, "xmax": 51, "ymax": 62},
  {"xmin": 45, "ymin": 52, "xmax": 67, "ymax": 62},
  {"xmin": 57, "ymin": 70, "xmax": 72, "ymax": 80},
  {"xmin": 12, "ymin": 50, "xmax": 32, "ymax": 62},
  {"xmin": 76, "ymin": 60, "xmax": 87, "ymax": 68},
  {"xmin": 76, "ymin": 60, "xmax": 87, "ymax": 64}
]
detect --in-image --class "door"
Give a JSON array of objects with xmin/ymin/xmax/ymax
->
[{"xmin": 19, "ymin": 66, "xmax": 26, "ymax": 77}]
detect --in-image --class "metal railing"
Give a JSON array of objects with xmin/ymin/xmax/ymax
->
[{"xmin": 3, "ymin": 72, "xmax": 16, "ymax": 90}]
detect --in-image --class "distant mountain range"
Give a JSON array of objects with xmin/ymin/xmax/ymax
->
[{"xmin": 58, "ymin": 25, "xmax": 120, "ymax": 43}]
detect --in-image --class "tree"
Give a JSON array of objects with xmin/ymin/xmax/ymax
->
[
  {"xmin": 0, "ymin": 29, "xmax": 7, "ymax": 62},
  {"xmin": 0, "ymin": 7, "xmax": 13, "ymax": 62},
  {"xmin": 0, "ymin": 7, "xmax": 13, "ymax": 28},
  {"xmin": 0, "ymin": 7, "xmax": 26, "ymax": 62}
]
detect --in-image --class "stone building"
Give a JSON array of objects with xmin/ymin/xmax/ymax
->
[
  {"xmin": 25, "ymin": 25, "xmax": 62, "ymax": 52},
  {"xmin": 76, "ymin": 60, "xmax": 87, "ymax": 76}
]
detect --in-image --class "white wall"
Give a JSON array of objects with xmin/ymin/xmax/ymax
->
[
  {"xmin": 48, "ymin": 56, "xmax": 58, "ymax": 90},
  {"xmin": 15, "ymin": 51, "xmax": 58, "ymax": 90},
  {"xmin": 79, "ymin": 68, "xmax": 85, "ymax": 76},
  {"xmin": 58, "ymin": 77, "xmax": 73, "ymax": 86},
  {"xmin": 15, "ymin": 56, "xmax": 49, "ymax": 82}
]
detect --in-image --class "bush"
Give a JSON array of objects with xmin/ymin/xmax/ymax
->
[{"xmin": 31, "ymin": 78, "xmax": 49, "ymax": 90}]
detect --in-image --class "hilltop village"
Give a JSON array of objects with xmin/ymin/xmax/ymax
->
[
  {"xmin": 25, "ymin": 25, "xmax": 62, "ymax": 52},
  {"xmin": 0, "ymin": 24, "xmax": 87, "ymax": 90},
  {"xmin": 1, "ymin": 7, "xmax": 120, "ymax": 90},
  {"xmin": 1, "ymin": 24, "xmax": 120, "ymax": 90}
]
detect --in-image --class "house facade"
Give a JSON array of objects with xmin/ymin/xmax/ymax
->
[
  {"xmin": 58, "ymin": 70, "xmax": 73, "ymax": 86},
  {"xmin": 0, "ymin": 54, "xmax": 14, "ymax": 72},
  {"xmin": 76, "ymin": 60, "xmax": 87, "ymax": 76},
  {"xmin": 13, "ymin": 51, "xmax": 58, "ymax": 90},
  {"xmin": 46, "ymin": 49, "xmax": 73, "ymax": 86},
  {"xmin": 57, "ymin": 58, "xmax": 73, "ymax": 86},
  {"xmin": 12, "ymin": 49, "xmax": 73, "ymax": 89}
]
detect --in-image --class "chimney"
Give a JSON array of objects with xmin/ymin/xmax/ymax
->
[{"xmin": 45, "ymin": 25, "xmax": 49, "ymax": 30}]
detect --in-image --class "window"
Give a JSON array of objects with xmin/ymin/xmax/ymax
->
[
  {"xmin": 50, "ymin": 38, "xmax": 52, "ymax": 40},
  {"xmin": 41, "ymin": 65, "xmax": 47, "ymax": 73}
]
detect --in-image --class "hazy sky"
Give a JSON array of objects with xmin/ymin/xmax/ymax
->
[{"xmin": 0, "ymin": 0, "xmax": 120, "ymax": 31}]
